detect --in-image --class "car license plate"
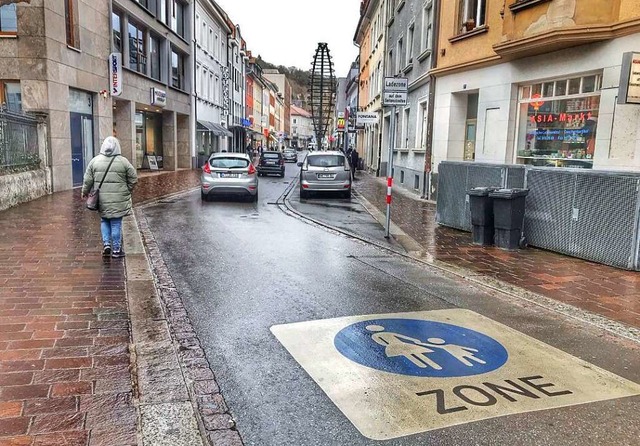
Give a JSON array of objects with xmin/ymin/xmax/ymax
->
[
  {"xmin": 267, "ymin": 161, "xmax": 277, "ymax": 165},
  {"xmin": 318, "ymin": 173, "xmax": 335, "ymax": 179},
  {"xmin": 219, "ymin": 173, "xmax": 239, "ymax": 178}
]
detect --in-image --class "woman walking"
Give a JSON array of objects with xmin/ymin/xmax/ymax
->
[{"xmin": 81, "ymin": 136, "xmax": 137, "ymax": 258}]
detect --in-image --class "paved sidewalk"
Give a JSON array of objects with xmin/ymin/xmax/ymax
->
[
  {"xmin": 354, "ymin": 172, "xmax": 640, "ymax": 330},
  {"xmin": 0, "ymin": 169, "xmax": 201, "ymax": 445}
]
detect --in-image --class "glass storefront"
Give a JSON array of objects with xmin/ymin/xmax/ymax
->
[
  {"xmin": 517, "ymin": 74, "xmax": 601, "ymax": 169},
  {"xmin": 135, "ymin": 110, "xmax": 163, "ymax": 169}
]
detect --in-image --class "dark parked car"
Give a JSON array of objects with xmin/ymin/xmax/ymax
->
[{"xmin": 258, "ymin": 151, "xmax": 285, "ymax": 177}]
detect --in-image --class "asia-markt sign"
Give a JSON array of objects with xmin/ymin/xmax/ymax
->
[{"xmin": 110, "ymin": 53, "xmax": 122, "ymax": 97}]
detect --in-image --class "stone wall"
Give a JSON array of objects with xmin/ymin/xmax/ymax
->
[{"xmin": 0, "ymin": 169, "xmax": 52, "ymax": 212}]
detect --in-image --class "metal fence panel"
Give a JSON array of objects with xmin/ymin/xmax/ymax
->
[
  {"xmin": 437, "ymin": 162, "xmax": 526, "ymax": 231},
  {"xmin": 572, "ymin": 173, "xmax": 640, "ymax": 269},
  {"xmin": 436, "ymin": 162, "xmax": 469, "ymax": 231},
  {"xmin": 524, "ymin": 169, "xmax": 577, "ymax": 256},
  {"xmin": 0, "ymin": 108, "xmax": 40, "ymax": 172}
]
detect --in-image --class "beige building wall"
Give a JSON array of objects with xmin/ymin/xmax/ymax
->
[{"xmin": 1, "ymin": 1, "xmax": 113, "ymax": 191}]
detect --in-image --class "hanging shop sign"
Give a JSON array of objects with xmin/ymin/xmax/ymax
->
[
  {"xmin": 356, "ymin": 112, "xmax": 379, "ymax": 125},
  {"xmin": 110, "ymin": 53, "xmax": 122, "ymax": 97},
  {"xmin": 619, "ymin": 52, "xmax": 640, "ymax": 104},
  {"xmin": 150, "ymin": 88, "xmax": 167, "ymax": 107},
  {"xmin": 222, "ymin": 67, "xmax": 230, "ymax": 117}
]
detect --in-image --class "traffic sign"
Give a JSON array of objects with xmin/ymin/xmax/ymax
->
[
  {"xmin": 272, "ymin": 309, "xmax": 640, "ymax": 440},
  {"xmin": 383, "ymin": 91, "xmax": 408, "ymax": 106},
  {"xmin": 384, "ymin": 77, "xmax": 408, "ymax": 92}
]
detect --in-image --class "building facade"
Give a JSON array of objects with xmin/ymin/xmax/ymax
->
[
  {"xmin": 354, "ymin": 0, "xmax": 386, "ymax": 175},
  {"xmin": 382, "ymin": 0, "xmax": 437, "ymax": 195},
  {"xmin": 0, "ymin": 0, "xmax": 113, "ymax": 190},
  {"xmin": 194, "ymin": 0, "xmax": 232, "ymax": 157},
  {"xmin": 263, "ymin": 69, "xmax": 292, "ymax": 143},
  {"xmin": 227, "ymin": 24, "xmax": 247, "ymax": 152},
  {"xmin": 345, "ymin": 61, "xmax": 360, "ymax": 152},
  {"xmin": 111, "ymin": 0, "xmax": 193, "ymax": 172},
  {"xmin": 291, "ymin": 105, "xmax": 313, "ymax": 149},
  {"xmin": 432, "ymin": 0, "xmax": 640, "ymax": 179}
]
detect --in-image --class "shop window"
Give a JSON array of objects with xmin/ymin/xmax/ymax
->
[
  {"xmin": 517, "ymin": 75, "xmax": 601, "ymax": 169},
  {"xmin": 0, "ymin": 81, "xmax": 22, "ymax": 112},
  {"xmin": 135, "ymin": 111, "xmax": 163, "ymax": 169},
  {"xmin": 458, "ymin": 0, "xmax": 486, "ymax": 33},
  {"xmin": 112, "ymin": 11, "xmax": 122, "ymax": 53},
  {"xmin": 171, "ymin": 49, "xmax": 185, "ymax": 90},
  {"xmin": 128, "ymin": 21, "xmax": 147, "ymax": 74},
  {"xmin": 0, "ymin": 4, "xmax": 17, "ymax": 34},
  {"xmin": 64, "ymin": 0, "xmax": 80, "ymax": 48}
]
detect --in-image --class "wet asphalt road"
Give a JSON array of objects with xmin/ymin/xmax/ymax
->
[{"xmin": 140, "ymin": 158, "xmax": 640, "ymax": 445}]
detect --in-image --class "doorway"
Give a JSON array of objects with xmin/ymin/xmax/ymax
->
[{"xmin": 69, "ymin": 90, "xmax": 94, "ymax": 187}]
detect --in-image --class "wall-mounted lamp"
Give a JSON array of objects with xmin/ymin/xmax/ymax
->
[{"xmin": 99, "ymin": 90, "xmax": 109, "ymax": 99}]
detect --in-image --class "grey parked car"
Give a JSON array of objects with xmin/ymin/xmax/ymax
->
[
  {"xmin": 283, "ymin": 148, "xmax": 298, "ymax": 163},
  {"xmin": 201, "ymin": 152, "xmax": 258, "ymax": 201},
  {"xmin": 298, "ymin": 151, "xmax": 352, "ymax": 199}
]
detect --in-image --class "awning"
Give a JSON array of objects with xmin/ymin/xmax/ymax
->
[{"xmin": 197, "ymin": 120, "xmax": 232, "ymax": 137}]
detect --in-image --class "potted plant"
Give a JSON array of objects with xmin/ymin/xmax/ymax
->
[{"xmin": 464, "ymin": 19, "xmax": 476, "ymax": 32}]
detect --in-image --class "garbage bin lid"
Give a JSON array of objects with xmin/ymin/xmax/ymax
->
[
  {"xmin": 467, "ymin": 187, "xmax": 498, "ymax": 197},
  {"xmin": 489, "ymin": 188, "xmax": 529, "ymax": 199}
]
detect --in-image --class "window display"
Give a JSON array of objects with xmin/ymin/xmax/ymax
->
[{"xmin": 517, "ymin": 75, "xmax": 601, "ymax": 169}]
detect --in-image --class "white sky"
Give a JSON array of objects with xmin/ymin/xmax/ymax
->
[{"xmin": 214, "ymin": 0, "xmax": 361, "ymax": 76}]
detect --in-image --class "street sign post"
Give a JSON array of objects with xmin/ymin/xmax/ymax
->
[{"xmin": 383, "ymin": 77, "xmax": 408, "ymax": 238}]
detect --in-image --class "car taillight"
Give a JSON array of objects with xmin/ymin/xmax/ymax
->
[
  {"xmin": 280, "ymin": 158, "xmax": 284, "ymax": 165},
  {"xmin": 248, "ymin": 163, "xmax": 256, "ymax": 175},
  {"xmin": 203, "ymin": 162, "xmax": 211, "ymax": 174}
]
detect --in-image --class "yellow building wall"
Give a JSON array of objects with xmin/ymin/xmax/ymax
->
[
  {"xmin": 358, "ymin": 24, "xmax": 371, "ymax": 109},
  {"xmin": 436, "ymin": 0, "xmax": 503, "ymax": 71},
  {"xmin": 619, "ymin": 0, "xmax": 640, "ymax": 21}
]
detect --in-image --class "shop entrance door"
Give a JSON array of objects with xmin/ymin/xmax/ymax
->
[{"xmin": 69, "ymin": 90, "xmax": 94, "ymax": 187}]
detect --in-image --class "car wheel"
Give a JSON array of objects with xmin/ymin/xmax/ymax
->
[
  {"xmin": 343, "ymin": 189, "xmax": 352, "ymax": 199},
  {"xmin": 201, "ymin": 191, "xmax": 207, "ymax": 201},
  {"xmin": 253, "ymin": 191, "xmax": 259, "ymax": 202},
  {"xmin": 300, "ymin": 187, "xmax": 308, "ymax": 199}
]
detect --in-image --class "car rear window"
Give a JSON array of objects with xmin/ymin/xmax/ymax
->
[
  {"xmin": 307, "ymin": 155, "xmax": 345, "ymax": 167},
  {"xmin": 263, "ymin": 153, "xmax": 281, "ymax": 159},
  {"xmin": 209, "ymin": 157, "xmax": 250, "ymax": 169}
]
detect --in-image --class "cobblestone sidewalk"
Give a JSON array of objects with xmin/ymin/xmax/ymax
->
[
  {"xmin": 0, "ymin": 169, "xmax": 201, "ymax": 445},
  {"xmin": 355, "ymin": 172, "xmax": 640, "ymax": 330}
]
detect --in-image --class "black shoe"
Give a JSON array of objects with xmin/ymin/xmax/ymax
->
[
  {"xmin": 102, "ymin": 245, "xmax": 112, "ymax": 256},
  {"xmin": 112, "ymin": 250, "xmax": 125, "ymax": 258}
]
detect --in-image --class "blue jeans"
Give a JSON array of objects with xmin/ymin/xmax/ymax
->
[{"xmin": 101, "ymin": 217, "xmax": 123, "ymax": 251}]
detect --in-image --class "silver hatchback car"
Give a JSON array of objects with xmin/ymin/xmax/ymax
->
[
  {"xmin": 201, "ymin": 152, "xmax": 258, "ymax": 201},
  {"xmin": 298, "ymin": 151, "xmax": 352, "ymax": 199}
]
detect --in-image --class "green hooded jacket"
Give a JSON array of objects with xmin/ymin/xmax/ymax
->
[{"xmin": 82, "ymin": 137, "xmax": 138, "ymax": 219}]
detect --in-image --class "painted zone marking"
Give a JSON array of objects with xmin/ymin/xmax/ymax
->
[{"xmin": 271, "ymin": 309, "xmax": 640, "ymax": 441}]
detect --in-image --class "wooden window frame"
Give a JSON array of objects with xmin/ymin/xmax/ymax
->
[{"xmin": 64, "ymin": 0, "xmax": 80, "ymax": 49}]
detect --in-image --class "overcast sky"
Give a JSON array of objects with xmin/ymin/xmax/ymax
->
[{"xmin": 215, "ymin": 0, "xmax": 361, "ymax": 76}]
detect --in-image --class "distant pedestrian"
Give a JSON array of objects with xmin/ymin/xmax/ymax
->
[
  {"xmin": 349, "ymin": 148, "xmax": 359, "ymax": 178},
  {"xmin": 81, "ymin": 136, "xmax": 137, "ymax": 258}
]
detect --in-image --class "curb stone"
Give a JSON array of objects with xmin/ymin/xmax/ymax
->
[{"xmin": 134, "ymin": 210, "xmax": 244, "ymax": 446}]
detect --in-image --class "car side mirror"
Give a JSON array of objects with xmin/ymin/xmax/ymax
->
[{"xmin": 297, "ymin": 162, "xmax": 303, "ymax": 167}]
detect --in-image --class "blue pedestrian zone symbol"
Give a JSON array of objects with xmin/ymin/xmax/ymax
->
[{"xmin": 334, "ymin": 319, "xmax": 508, "ymax": 378}]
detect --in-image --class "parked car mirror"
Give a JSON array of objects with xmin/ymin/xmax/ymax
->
[{"xmin": 297, "ymin": 162, "xmax": 303, "ymax": 167}]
